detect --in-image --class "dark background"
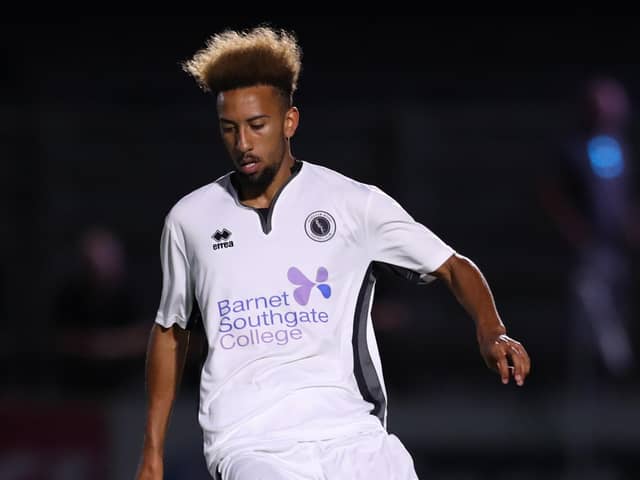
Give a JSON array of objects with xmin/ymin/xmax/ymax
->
[{"xmin": 2, "ymin": 15, "xmax": 639, "ymax": 479}]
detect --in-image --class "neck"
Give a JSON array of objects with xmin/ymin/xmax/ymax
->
[{"xmin": 238, "ymin": 153, "xmax": 296, "ymax": 209}]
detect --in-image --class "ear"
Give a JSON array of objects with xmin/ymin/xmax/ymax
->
[{"xmin": 284, "ymin": 106, "xmax": 299, "ymax": 139}]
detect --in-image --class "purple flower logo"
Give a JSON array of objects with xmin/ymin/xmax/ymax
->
[{"xmin": 287, "ymin": 267, "xmax": 332, "ymax": 305}]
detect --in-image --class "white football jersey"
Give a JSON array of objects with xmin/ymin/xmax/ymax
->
[{"xmin": 155, "ymin": 160, "xmax": 455, "ymax": 461}]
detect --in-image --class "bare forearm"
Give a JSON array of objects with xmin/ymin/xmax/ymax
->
[
  {"xmin": 142, "ymin": 324, "xmax": 190, "ymax": 454},
  {"xmin": 432, "ymin": 253, "xmax": 530, "ymax": 385},
  {"xmin": 434, "ymin": 254, "xmax": 505, "ymax": 340}
]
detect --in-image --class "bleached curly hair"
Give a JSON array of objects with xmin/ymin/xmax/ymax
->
[{"xmin": 182, "ymin": 26, "xmax": 302, "ymax": 105}]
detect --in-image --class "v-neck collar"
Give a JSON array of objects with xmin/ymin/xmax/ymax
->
[{"xmin": 226, "ymin": 160, "xmax": 304, "ymax": 235}]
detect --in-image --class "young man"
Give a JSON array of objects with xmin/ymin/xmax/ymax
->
[{"xmin": 136, "ymin": 26, "xmax": 531, "ymax": 480}]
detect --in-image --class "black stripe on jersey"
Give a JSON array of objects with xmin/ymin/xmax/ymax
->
[
  {"xmin": 373, "ymin": 262, "xmax": 426, "ymax": 284},
  {"xmin": 185, "ymin": 294, "xmax": 202, "ymax": 331},
  {"xmin": 186, "ymin": 295, "xmax": 209, "ymax": 371},
  {"xmin": 352, "ymin": 263, "xmax": 387, "ymax": 426}
]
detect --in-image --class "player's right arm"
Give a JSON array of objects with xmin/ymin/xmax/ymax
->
[
  {"xmin": 135, "ymin": 323, "xmax": 190, "ymax": 479},
  {"xmin": 137, "ymin": 215, "xmax": 194, "ymax": 479}
]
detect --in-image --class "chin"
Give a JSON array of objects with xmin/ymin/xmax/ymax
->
[
  {"xmin": 237, "ymin": 166, "xmax": 276, "ymax": 190},
  {"xmin": 236, "ymin": 168, "xmax": 261, "ymax": 182},
  {"xmin": 244, "ymin": 172, "xmax": 264, "ymax": 184}
]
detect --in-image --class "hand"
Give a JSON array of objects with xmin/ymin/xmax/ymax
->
[
  {"xmin": 478, "ymin": 333, "xmax": 531, "ymax": 386},
  {"xmin": 135, "ymin": 452, "xmax": 163, "ymax": 480}
]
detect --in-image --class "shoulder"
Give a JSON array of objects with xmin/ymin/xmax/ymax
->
[
  {"xmin": 164, "ymin": 172, "xmax": 233, "ymax": 229},
  {"xmin": 301, "ymin": 161, "xmax": 375, "ymax": 200}
]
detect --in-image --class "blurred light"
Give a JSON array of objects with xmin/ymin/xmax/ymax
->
[{"xmin": 587, "ymin": 135, "xmax": 624, "ymax": 179}]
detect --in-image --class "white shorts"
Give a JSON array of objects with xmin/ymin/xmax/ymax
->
[{"xmin": 212, "ymin": 430, "xmax": 419, "ymax": 480}]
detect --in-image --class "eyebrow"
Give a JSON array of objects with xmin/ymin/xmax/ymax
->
[{"xmin": 219, "ymin": 114, "xmax": 270, "ymax": 125}]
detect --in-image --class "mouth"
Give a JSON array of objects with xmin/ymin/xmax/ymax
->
[{"xmin": 238, "ymin": 156, "xmax": 260, "ymax": 175}]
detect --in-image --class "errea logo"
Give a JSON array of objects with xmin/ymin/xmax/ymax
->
[{"xmin": 211, "ymin": 229, "xmax": 234, "ymax": 251}]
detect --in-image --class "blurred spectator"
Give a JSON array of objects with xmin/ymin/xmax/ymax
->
[
  {"xmin": 541, "ymin": 75, "xmax": 639, "ymax": 381},
  {"xmin": 52, "ymin": 226, "xmax": 149, "ymax": 396},
  {"xmin": 540, "ymin": 74, "xmax": 640, "ymax": 478}
]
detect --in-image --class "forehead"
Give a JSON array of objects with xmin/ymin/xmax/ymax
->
[{"xmin": 217, "ymin": 85, "xmax": 283, "ymax": 120}]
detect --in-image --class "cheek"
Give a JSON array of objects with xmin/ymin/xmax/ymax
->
[
  {"xmin": 258, "ymin": 130, "xmax": 282, "ymax": 150},
  {"xmin": 267, "ymin": 136, "xmax": 287, "ymax": 157}
]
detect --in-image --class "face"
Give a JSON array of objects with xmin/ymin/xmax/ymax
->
[{"xmin": 217, "ymin": 85, "xmax": 298, "ymax": 189}]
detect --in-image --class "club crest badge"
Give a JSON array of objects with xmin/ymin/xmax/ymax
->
[{"xmin": 304, "ymin": 211, "xmax": 336, "ymax": 242}]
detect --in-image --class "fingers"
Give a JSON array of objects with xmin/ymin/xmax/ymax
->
[
  {"xmin": 521, "ymin": 344, "xmax": 531, "ymax": 379},
  {"xmin": 484, "ymin": 334, "xmax": 531, "ymax": 387},
  {"xmin": 508, "ymin": 345, "xmax": 525, "ymax": 386},
  {"xmin": 506, "ymin": 342, "xmax": 531, "ymax": 387},
  {"xmin": 496, "ymin": 355, "xmax": 510, "ymax": 385}
]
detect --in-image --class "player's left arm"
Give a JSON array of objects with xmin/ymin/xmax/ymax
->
[{"xmin": 431, "ymin": 253, "xmax": 531, "ymax": 386}]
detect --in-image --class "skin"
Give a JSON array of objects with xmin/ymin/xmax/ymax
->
[
  {"xmin": 136, "ymin": 84, "xmax": 530, "ymax": 479},
  {"xmin": 136, "ymin": 85, "xmax": 299, "ymax": 480},
  {"xmin": 432, "ymin": 254, "xmax": 531, "ymax": 386},
  {"xmin": 135, "ymin": 324, "xmax": 189, "ymax": 479},
  {"xmin": 217, "ymin": 84, "xmax": 299, "ymax": 208}
]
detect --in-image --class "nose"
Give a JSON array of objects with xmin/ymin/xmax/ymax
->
[{"xmin": 236, "ymin": 126, "xmax": 252, "ymax": 153}]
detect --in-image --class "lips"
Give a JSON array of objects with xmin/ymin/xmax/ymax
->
[{"xmin": 238, "ymin": 156, "xmax": 260, "ymax": 175}]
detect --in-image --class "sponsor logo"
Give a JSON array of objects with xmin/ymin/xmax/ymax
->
[
  {"xmin": 215, "ymin": 267, "xmax": 332, "ymax": 350},
  {"xmin": 287, "ymin": 266, "xmax": 331, "ymax": 305}
]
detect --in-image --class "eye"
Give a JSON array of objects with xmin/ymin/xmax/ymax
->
[
  {"xmin": 221, "ymin": 125, "xmax": 235, "ymax": 134},
  {"xmin": 250, "ymin": 123, "xmax": 265, "ymax": 131}
]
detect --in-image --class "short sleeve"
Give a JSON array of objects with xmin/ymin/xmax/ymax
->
[
  {"xmin": 365, "ymin": 186, "xmax": 455, "ymax": 283},
  {"xmin": 154, "ymin": 217, "xmax": 194, "ymax": 329}
]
